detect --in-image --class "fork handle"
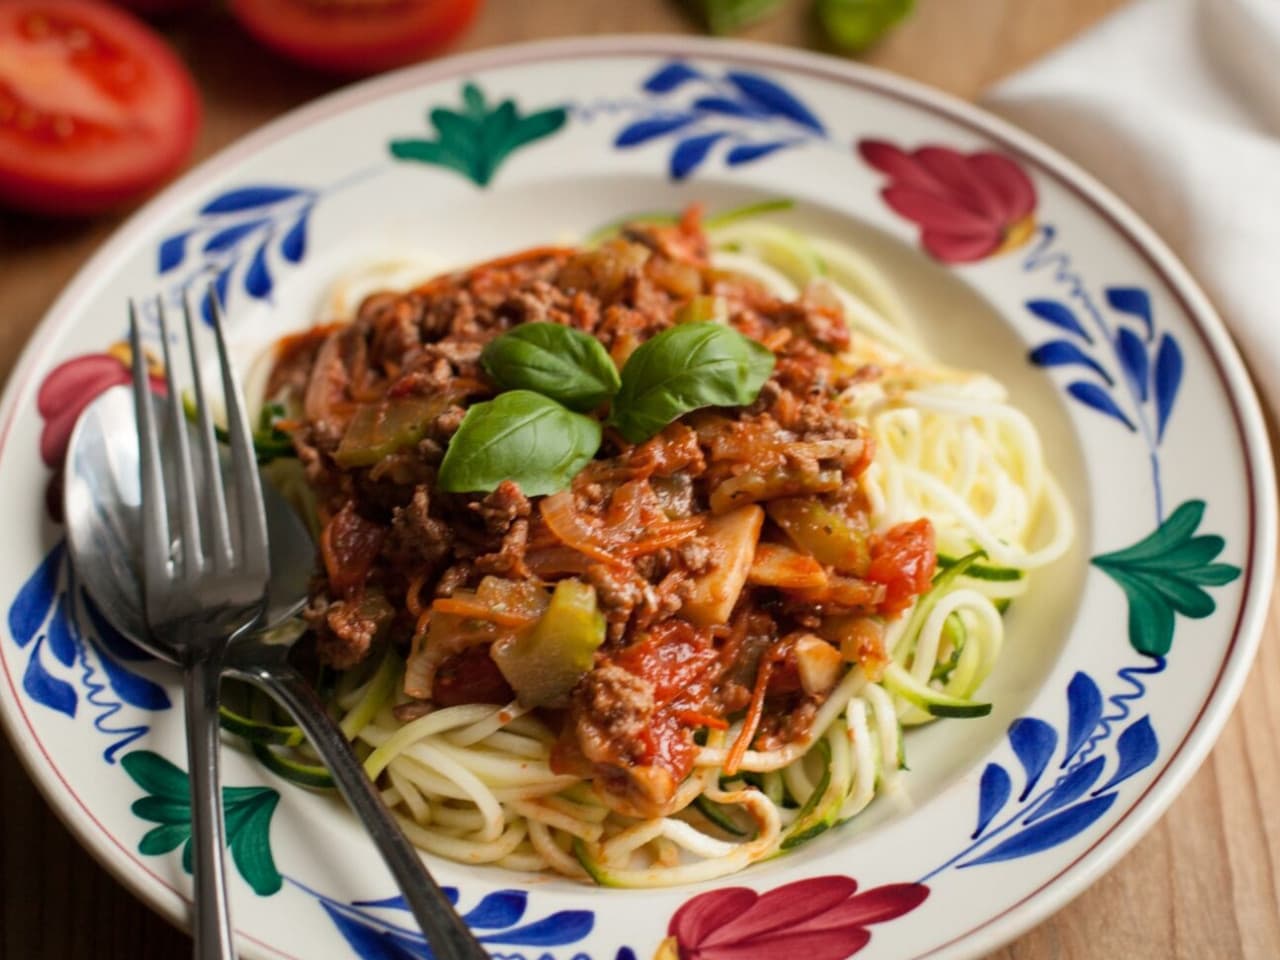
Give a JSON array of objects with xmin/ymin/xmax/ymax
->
[
  {"xmin": 183, "ymin": 655, "xmax": 238, "ymax": 960},
  {"xmin": 229, "ymin": 663, "xmax": 488, "ymax": 960}
]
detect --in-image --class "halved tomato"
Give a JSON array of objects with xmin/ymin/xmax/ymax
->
[
  {"xmin": 229, "ymin": 0, "xmax": 481, "ymax": 75},
  {"xmin": 0, "ymin": 0, "xmax": 201, "ymax": 216}
]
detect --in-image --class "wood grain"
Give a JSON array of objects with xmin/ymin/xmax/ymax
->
[{"xmin": 2, "ymin": 1, "xmax": 1277, "ymax": 958}]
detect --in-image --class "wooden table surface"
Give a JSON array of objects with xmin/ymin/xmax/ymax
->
[{"xmin": 2, "ymin": 1, "xmax": 1277, "ymax": 957}]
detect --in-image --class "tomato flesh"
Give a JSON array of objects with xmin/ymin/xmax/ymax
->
[
  {"xmin": 321, "ymin": 501, "xmax": 388, "ymax": 597},
  {"xmin": 229, "ymin": 0, "xmax": 481, "ymax": 75},
  {"xmin": 867, "ymin": 518, "xmax": 937, "ymax": 616},
  {"xmin": 613, "ymin": 620, "xmax": 721, "ymax": 777},
  {"xmin": 0, "ymin": 0, "xmax": 200, "ymax": 215}
]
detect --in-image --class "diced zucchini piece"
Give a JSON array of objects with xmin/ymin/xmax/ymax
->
[{"xmin": 492, "ymin": 579, "xmax": 605, "ymax": 707}]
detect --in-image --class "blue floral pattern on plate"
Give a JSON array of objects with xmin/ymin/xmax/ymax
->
[{"xmin": 0, "ymin": 48, "xmax": 1262, "ymax": 960}]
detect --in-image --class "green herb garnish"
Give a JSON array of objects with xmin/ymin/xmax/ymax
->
[
  {"xmin": 609, "ymin": 322, "xmax": 775, "ymax": 443},
  {"xmin": 481, "ymin": 322, "xmax": 621, "ymax": 412},
  {"xmin": 437, "ymin": 390, "xmax": 602, "ymax": 496}
]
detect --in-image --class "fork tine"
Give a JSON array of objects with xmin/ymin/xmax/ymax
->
[
  {"xmin": 129, "ymin": 301, "xmax": 171, "ymax": 600},
  {"xmin": 182, "ymin": 289, "xmax": 234, "ymax": 572},
  {"xmin": 206, "ymin": 286, "xmax": 269, "ymax": 581},
  {"xmin": 155, "ymin": 296, "xmax": 204, "ymax": 579}
]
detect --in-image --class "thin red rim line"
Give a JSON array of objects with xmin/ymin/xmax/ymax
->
[{"xmin": 0, "ymin": 36, "xmax": 1269, "ymax": 960}]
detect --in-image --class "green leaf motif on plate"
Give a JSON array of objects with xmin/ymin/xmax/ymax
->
[
  {"xmin": 1091, "ymin": 499, "xmax": 1241, "ymax": 657},
  {"xmin": 122, "ymin": 750, "xmax": 283, "ymax": 896},
  {"xmin": 389, "ymin": 82, "xmax": 568, "ymax": 187}
]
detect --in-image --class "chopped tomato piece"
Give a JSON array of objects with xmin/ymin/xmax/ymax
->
[
  {"xmin": 613, "ymin": 621, "xmax": 722, "ymax": 775},
  {"xmin": 320, "ymin": 501, "xmax": 387, "ymax": 597},
  {"xmin": 866, "ymin": 518, "xmax": 937, "ymax": 616},
  {"xmin": 432, "ymin": 646, "xmax": 513, "ymax": 707}
]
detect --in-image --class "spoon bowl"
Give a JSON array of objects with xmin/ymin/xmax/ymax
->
[{"xmin": 63, "ymin": 384, "xmax": 314, "ymax": 651}]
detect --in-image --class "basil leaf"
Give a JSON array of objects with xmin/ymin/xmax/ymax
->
[
  {"xmin": 609, "ymin": 322, "xmax": 776, "ymax": 443},
  {"xmin": 437, "ymin": 390, "xmax": 602, "ymax": 496},
  {"xmin": 481, "ymin": 322, "xmax": 621, "ymax": 412}
]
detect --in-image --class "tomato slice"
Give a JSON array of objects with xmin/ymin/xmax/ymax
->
[
  {"xmin": 229, "ymin": 0, "xmax": 481, "ymax": 75},
  {"xmin": 0, "ymin": 0, "xmax": 200, "ymax": 216}
]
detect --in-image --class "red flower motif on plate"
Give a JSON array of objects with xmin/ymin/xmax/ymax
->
[
  {"xmin": 38, "ymin": 351, "xmax": 135, "ymax": 469},
  {"xmin": 656, "ymin": 875, "xmax": 929, "ymax": 960},
  {"xmin": 858, "ymin": 139, "xmax": 1037, "ymax": 263},
  {"xmin": 35, "ymin": 346, "xmax": 163, "ymax": 519}
]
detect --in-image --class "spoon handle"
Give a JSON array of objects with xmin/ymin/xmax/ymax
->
[
  {"xmin": 230, "ymin": 664, "xmax": 488, "ymax": 960},
  {"xmin": 184, "ymin": 655, "xmax": 237, "ymax": 960}
]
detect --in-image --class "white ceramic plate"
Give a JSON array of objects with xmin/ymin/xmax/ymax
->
[{"xmin": 1, "ymin": 37, "xmax": 1273, "ymax": 960}]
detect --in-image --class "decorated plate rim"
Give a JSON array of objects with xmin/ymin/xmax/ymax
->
[{"xmin": 0, "ymin": 35, "xmax": 1274, "ymax": 960}]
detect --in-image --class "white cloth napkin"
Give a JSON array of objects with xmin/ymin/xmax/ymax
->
[{"xmin": 984, "ymin": 0, "xmax": 1280, "ymax": 416}]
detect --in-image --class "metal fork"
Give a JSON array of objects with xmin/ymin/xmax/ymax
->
[{"xmin": 129, "ymin": 290, "xmax": 269, "ymax": 960}]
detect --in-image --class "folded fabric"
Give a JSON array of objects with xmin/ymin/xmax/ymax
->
[{"xmin": 985, "ymin": 0, "xmax": 1280, "ymax": 415}]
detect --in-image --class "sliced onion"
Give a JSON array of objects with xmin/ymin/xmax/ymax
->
[{"xmin": 540, "ymin": 491, "xmax": 619, "ymax": 565}]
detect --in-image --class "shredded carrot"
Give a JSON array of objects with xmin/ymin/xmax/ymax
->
[
  {"xmin": 413, "ymin": 247, "xmax": 574, "ymax": 297},
  {"xmin": 616, "ymin": 517, "xmax": 704, "ymax": 558},
  {"xmin": 724, "ymin": 657, "xmax": 773, "ymax": 776},
  {"xmin": 272, "ymin": 322, "xmax": 345, "ymax": 362},
  {"xmin": 405, "ymin": 573, "xmax": 428, "ymax": 618},
  {"xmin": 540, "ymin": 492, "xmax": 619, "ymax": 565},
  {"xmin": 717, "ymin": 610, "xmax": 751, "ymax": 668},
  {"xmin": 430, "ymin": 596, "xmax": 536, "ymax": 628},
  {"xmin": 468, "ymin": 245, "xmax": 576, "ymax": 274},
  {"xmin": 762, "ymin": 327, "xmax": 792, "ymax": 352},
  {"xmin": 676, "ymin": 710, "xmax": 729, "ymax": 731},
  {"xmin": 272, "ymin": 418, "xmax": 302, "ymax": 432}
]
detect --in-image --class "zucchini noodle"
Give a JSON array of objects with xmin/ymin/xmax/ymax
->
[{"xmin": 261, "ymin": 205, "xmax": 1072, "ymax": 888}]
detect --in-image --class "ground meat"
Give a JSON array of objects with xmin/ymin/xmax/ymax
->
[
  {"xmin": 502, "ymin": 281, "xmax": 573, "ymax": 325},
  {"xmin": 586, "ymin": 563, "xmax": 647, "ymax": 643},
  {"xmin": 573, "ymin": 663, "xmax": 656, "ymax": 760},
  {"xmin": 431, "ymin": 405, "xmax": 467, "ymax": 440},
  {"xmin": 386, "ymin": 485, "xmax": 453, "ymax": 568},
  {"xmin": 474, "ymin": 480, "xmax": 531, "ymax": 534},
  {"xmin": 634, "ymin": 569, "xmax": 686, "ymax": 629},
  {"xmin": 314, "ymin": 598, "xmax": 384, "ymax": 670},
  {"xmin": 794, "ymin": 399, "xmax": 864, "ymax": 443},
  {"xmin": 755, "ymin": 698, "xmax": 819, "ymax": 750},
  {"xmin": 368, "ymin": 293, "xmax": 425, "ymax": 361},
  {"xmin": 475, "ymin": 518, "xmax": 530, "ymax": 578},
  {"xmin": 434, "ymin": 561, "xmax": 474, "ymax": 598},
  {"xmin": 421, "ymin": 290, "xmax": 476, "ymax": 341},
  {"xmin": 676, "ymin": 536, "xmax": 712, "ymax": 574},
  {"xmin": 386, "ymin": 365, "xmax": 451, "ymax": 398},
  {"xmin": 431, "ymin": 340, "xmax": 484, "ymax": 366}
]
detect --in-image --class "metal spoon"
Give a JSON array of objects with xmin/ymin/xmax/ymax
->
[{"xmin": 63, "ymin": 385, "xmax": 486, "ymax": 960}]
